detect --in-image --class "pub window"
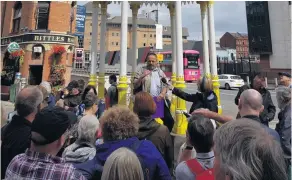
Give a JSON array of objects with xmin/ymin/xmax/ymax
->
[
  {"xmin": 32, "ymin": 45, "xmax": 43, "ymax": 60},
  {"xmin": 36, "ymin": 1, "xmax": 50, "ymax": 30},
  {"xmin": 12, "ymin": 2, "xmax": 22, "ymax": 33}
]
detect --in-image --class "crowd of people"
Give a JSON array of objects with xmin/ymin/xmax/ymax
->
[{"xmin": 1, "ymin": 52, "xmax": 291, "ymax": 180}]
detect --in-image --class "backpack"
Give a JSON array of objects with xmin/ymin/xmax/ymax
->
[
  {"xmin": 185, "ymin": 159, "xmax": 214, "ymax": 180},
  {"xmin": 91, "ymin": 140, "xmax": 150, "ymax": 180}
]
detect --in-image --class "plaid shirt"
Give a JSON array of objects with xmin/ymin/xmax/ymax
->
[{"xmin": 5, "ymin": 149, "xmax": 86, "ymax": 180}]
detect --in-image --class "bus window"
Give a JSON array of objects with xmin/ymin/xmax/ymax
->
[{"xmin": 186, "ymin": 54, "xmax": 199, "ymax": 69}]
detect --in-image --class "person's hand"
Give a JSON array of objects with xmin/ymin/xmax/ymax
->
[
  {"xmin": 143, "ymin": 70, "xmax": 151, "ymax": 77},
  {"xmin": 168, "ymin": 84, "xmax": 174, "ymax": 90},
  {"xmin": 157, "ymin": 93, "xmax": 166, "ymax": 101},
  {"xmin": 191, "ymin": 108, "xmax": 212, "ymax": 118}
]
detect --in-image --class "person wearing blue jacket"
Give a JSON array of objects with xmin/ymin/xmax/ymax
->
[{"xmin": 74, "ymin": 106, "xmax": 171, "ymax": 180}]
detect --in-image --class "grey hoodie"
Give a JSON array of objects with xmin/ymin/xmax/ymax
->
[{"xmin": 62, "ymin": 141, "xmax": 96, "ymax": 163}]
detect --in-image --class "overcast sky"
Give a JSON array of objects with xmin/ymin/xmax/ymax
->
[{"xmin": 78, "ymin": 1, "xmax": 247, "ymax": 41}]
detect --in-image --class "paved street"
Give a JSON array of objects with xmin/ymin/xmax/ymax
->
[{"xmin": 184, "ymin": 83, "xmax": 279, "ymax": 129}]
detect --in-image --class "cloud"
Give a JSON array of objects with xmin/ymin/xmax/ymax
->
[{"xmin": 78, "ymin": 1, "xmax": 247, "ymax": 41}]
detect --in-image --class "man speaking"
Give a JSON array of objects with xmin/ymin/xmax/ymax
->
[{"xmin": 133, "ymin": 52, "xmax": 174, "ymax": 132}]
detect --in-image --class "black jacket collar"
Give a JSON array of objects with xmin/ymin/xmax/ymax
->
[{"xmin": 241, "ymin": 115, "xmax": 261, "ymax": 123}]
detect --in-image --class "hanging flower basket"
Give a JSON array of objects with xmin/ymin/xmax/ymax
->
[
  {"xmin": 10, "ymin": 49, "xmax": 25, "ymax": 58},
  {"xmin": 52, "ymin": 45, "xmax": 66, "ymax": 55},
  {"xmin": 50, "ymin": 64, "xmax": 66, "ymax": 94},
  {"xmin": 51, "ymin": 45, "xmax": 66, "ymax": 65}
]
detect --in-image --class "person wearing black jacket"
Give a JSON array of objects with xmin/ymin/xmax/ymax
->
[
  {"xmin": 1, "ymin": 86, "xmax": 43, "ymax": 178},
  {"xmin": 234, "ymin": 73, "xmax": 276, "ymax": 127},
  {"xmin": 170, "ymin": 75, "xmax": 218, "ymax": 114}
]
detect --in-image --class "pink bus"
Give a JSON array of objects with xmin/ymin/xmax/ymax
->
[{"xmin": 159, "ymin": 50, "xmax": 201, "ymax": 82}]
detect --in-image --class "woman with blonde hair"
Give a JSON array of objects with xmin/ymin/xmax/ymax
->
[
  {"xmin": 101, "ymin": 147, "xmax": 144, "ymax": 180},
  {"xmin": 169, "ymin": 75, "xmax": 218, "ymax": 113}
]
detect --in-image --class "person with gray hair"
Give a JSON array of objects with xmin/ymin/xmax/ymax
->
[
  {"xmin": 275, "ymin": 85, "xmax": 291, "ymax": 170},
  {"xmin": 62, "ymin": 115, "xmax": 100, "ymax": 163},
  {"xmin": 40, "ymin": 81, "xmax": 56, "ymax": 107},
  {"xmin": 213, "ymin": 119, "xmax": 288, "ymax": 180},
  {"xmin": 1, "ymin": 86, "xmax": 43, "ymax": 178},
  {"xmin": 101, "ymin": 147, "xmax": 144, "ymax": 180}
]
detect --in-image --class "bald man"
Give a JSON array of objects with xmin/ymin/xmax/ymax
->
[
  {"xmin": 193, "ymin": 89, "xmax": 280, "ymax": 142},
  {"xmin": 1, "ymin": 86, "xmax": 43, "ymax": 178}
]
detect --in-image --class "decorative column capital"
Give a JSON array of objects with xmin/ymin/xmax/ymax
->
[
  {"xmin": 92, "ymin": 1, "xmax": 99, "ymax": 8},
  {"xmin": 198, "ymin": 1, "xmax": 208, "ymax": 14},
  {"xmin": 130, "ymin": 2, "xmax": 140, "ymax": 17},
  {"xmin": 208, "ymin": 1, "xmax": 214, "ymax": 8},
  {"xmin": 167, "ymin": 2, "xmax": 175, "ymax": 16},
  {"xmin": 100, "ymin": 2, "xmax": 108, "ymax": 15}
]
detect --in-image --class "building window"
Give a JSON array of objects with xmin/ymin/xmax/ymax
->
[
  {"xmin": 85, "ymin": 52, "xmax": 90, "ymax": 62},
  {"xmin": 112, "ymin": 32, "xmax": 114, "ymax": 36},
  {"xmin": 90, "ymin": 23, "xmax": 92, "ymax": 26},
  {"xmin": 90, "ymin": 32, "xmax": 92, "ymax": 35},
  {"xmin": 78, "ymin": 36, "xmax": 84, "ymax": 48},
  {"xmin": 154, "ymin": 34, "xmax": 156, "ymax": 38},
  {"xmin": 144, "ymin": 34, "xmax": 146, "ymax": 38},
  {"xmin": 150, "ymin": 43, "xmax": 152, "ymax": 46},
  {"xmin": 143, "ymin": 43, "xmax": 146, "ymax": 46},
  {"xmin": 36, "ymin": 2, "xmax": 50, "ymax": 30},
  {"xmin": 116, "ymin": 42, "xmax": 118, "ymax": 46},
  {"xmin": 116, "ymin": 32, "xmax": 119, "ymax": 36},
  {"xmin": 150, "ymin": 34, "xmax": 152, "ymax": 38},
  {"xmin": 112, "ymin": 42, "xmax": 114, "ymax": 45},
  {"xmin": 12, "ymin": 2, "xmax": 22, "ymax": 33}
]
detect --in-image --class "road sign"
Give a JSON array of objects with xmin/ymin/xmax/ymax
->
[{"xmin": 157, "ymin": 54, "xmax": 163, "ymax": 61}]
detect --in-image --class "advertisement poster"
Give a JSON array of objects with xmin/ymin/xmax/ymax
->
[{"xmin": 75, "ymin": 5, "xmax": 86, "ymax": 38}]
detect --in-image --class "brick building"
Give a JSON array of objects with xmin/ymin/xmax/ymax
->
[
  {"xmin": 1, "ymin": 1, "xmax": 76, "ymax": 87},
  {"xmin": 220, "ymin": 32, "xmax": 249, "ymax": 59}
]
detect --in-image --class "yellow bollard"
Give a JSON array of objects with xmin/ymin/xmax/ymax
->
[
  {"xmin": 172, "ymin": 75, "xmax": 188, "ymax": 135},
  {"xmin": 88, "ymin": 74, "xmax": 97, "ymax": 87},
  {"xmin": 212, "ymin": 74, "xmax": 222, "ymax": 114},
  {"xmin": 98, "ymin": 73, "xmax": 105, "ymax": 100},
  {"xmin": 117, "ymin": 76, "xmax": 128, "ymax": 106}
]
